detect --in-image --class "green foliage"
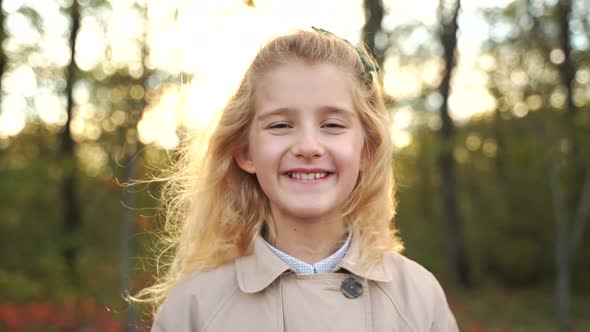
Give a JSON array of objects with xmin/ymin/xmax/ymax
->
[
  {"xmin": 1, "ymin": 0, "xmax": 589, "ymax": 329},
  {"xmin": 0, "ymin": 126, "xmax": 162, "ymax": 306},
  {"xmin": 398, "ymin": 108, "xmax": 590, "ymax": 289}
]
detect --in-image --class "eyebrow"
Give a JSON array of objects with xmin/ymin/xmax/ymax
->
[{"xmin": 256, "ymin": 105, "xmax": 355, "ymax": 121}]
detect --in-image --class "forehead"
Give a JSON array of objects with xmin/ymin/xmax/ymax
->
[{"xmin": 253, "ymin": 62, "xmax": 355, "ymax": 114}]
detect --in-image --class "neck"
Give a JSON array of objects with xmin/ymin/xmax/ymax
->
[{"xmin": 267, "ymin": 208, "xmax": 348, "ymax": 264}]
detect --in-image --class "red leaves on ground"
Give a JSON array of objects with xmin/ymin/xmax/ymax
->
[{"xmin": 0, "ymin": 298, "xmax": 122, "ymax": 331}]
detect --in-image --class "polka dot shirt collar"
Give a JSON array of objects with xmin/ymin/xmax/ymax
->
[{"xmin": 262, "ymin": 233, "xmax": 352, "ymax": 275}]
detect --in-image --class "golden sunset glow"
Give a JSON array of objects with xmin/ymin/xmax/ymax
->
[{"xmin": 0, "ymin": 0, "xmax": 510, "ymax": 150}]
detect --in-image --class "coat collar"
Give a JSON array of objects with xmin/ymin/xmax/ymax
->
[
  {"xmin": 337, "ymin": 235, "xmax": 394, "ymax": 283},
  {"xmin": 235, "ymin": 234, "xmax": 393, "ymax": 293}
]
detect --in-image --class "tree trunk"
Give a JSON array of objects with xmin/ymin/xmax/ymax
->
[
  {"xmin": 555, "ymin": 0, "xmax": 575, "ymax": 330},
  {"xmin": 557, "ymin": 0, "xmax": 583, "ymax": 226},
  {"xmin": 119, "ymin": 3, "xmax": 150, "ymax": 331},
  {"xmin": 548, "ymin": 147, "xmax": 571, "ymax": 332},
  {"xmin": 528, "ymin": 0, "xmax": 588, "ymax": 329},
  {"xmin": 60, "ymin": 0, "xmax": 81, "ymax": 286},
  {"xmin": 436, "ymin": 0, "xmax": 471, "ymax": 288},
  {"xmin": 362, "ymin": 0, "xmax": 385, "ymax": 68}
]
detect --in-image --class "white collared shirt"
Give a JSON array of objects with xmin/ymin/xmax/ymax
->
[{"xmin": 262, "ymin": 233, "xmax": 351, "ymax": 275}]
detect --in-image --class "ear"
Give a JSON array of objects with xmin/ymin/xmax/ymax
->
[
  {"xmin": 234, "ymin": 147, "xmax": 256, "ymax": 174},
  {"xmin": 360, "ymin": 144, "xmax": 371, "ymax": 171},
  {"xmin": 360, "ymin": 153, "xmax": 369, "ymax": 172}
]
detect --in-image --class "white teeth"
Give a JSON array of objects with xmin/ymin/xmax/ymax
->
[{"xmin": 287, "ymin": 172, "xmax": 328, "ymax": 180}]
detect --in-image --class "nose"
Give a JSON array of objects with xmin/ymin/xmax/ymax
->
[{"xmin": 290, "ymin": 127, "xmax": 324, "ymax": 159}]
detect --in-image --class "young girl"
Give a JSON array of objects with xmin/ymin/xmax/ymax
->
[{"xmin": 139, "ymin": 28, "xmax": 459, "ymax": 331}]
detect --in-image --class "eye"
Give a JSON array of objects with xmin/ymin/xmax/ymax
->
[
  {"xmin": 267, "ymin": 122, "xmax": 292, "ymax": 129},
  {"xmin": 321, "ymin": 120, "xmax": 347, "ymax": 133},
  {"xmin": 323, "ymin": 123, "xmax": 346, "ymax": 129}
]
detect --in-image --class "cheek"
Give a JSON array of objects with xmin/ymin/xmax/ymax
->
[
  {"xmin": 249, "ymin": 135, "xmax": 287, "ymax": 165},
  {"xmin": 336, "ymin": 139, "xmax": 364, "ymax": 173}
]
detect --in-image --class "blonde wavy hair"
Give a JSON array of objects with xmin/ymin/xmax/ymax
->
[{"xmin": 135, "ymin": 29, "xmax": 403, "ymax": 314}]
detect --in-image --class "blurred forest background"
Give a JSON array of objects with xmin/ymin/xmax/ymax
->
[{"xmin": 0, "ymin": 0, "xmax": 589, "ymax": 331}]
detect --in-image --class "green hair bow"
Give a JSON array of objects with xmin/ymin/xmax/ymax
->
[{"xmin": 311, "ymin": 26, "xmax": 380, "ymax": 82}]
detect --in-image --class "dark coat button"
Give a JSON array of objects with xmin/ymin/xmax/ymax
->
[{"xmin": 341, "ymin": 277, "xmax": 363, "ymax": 299}]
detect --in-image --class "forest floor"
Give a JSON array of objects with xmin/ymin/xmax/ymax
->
[
  {"xmin": 450, "ymin": 286, "xmax": 590, "ymax": 331},
  {"xmin": 2, "ymin": 286, "xmax": 588, "ymax": 331}
]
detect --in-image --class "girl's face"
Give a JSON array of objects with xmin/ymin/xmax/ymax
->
[{"xmin": 235, "ymin": 61, "xmax": 365, "ymax": 224}]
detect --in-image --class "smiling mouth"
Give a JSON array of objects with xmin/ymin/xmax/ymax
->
[{"xmin": 285, "ymin": 172, "xmax": 332, "ymax": 180}]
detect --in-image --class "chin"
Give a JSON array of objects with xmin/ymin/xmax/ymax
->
[{"xmin": 281, "ymin": 205, "xmax": 340, "ymax": 221}]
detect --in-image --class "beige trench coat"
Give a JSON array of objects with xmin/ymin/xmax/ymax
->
[{"xmin": 152, "ymin": 236, "xmax": 459, "ymax": 332}]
